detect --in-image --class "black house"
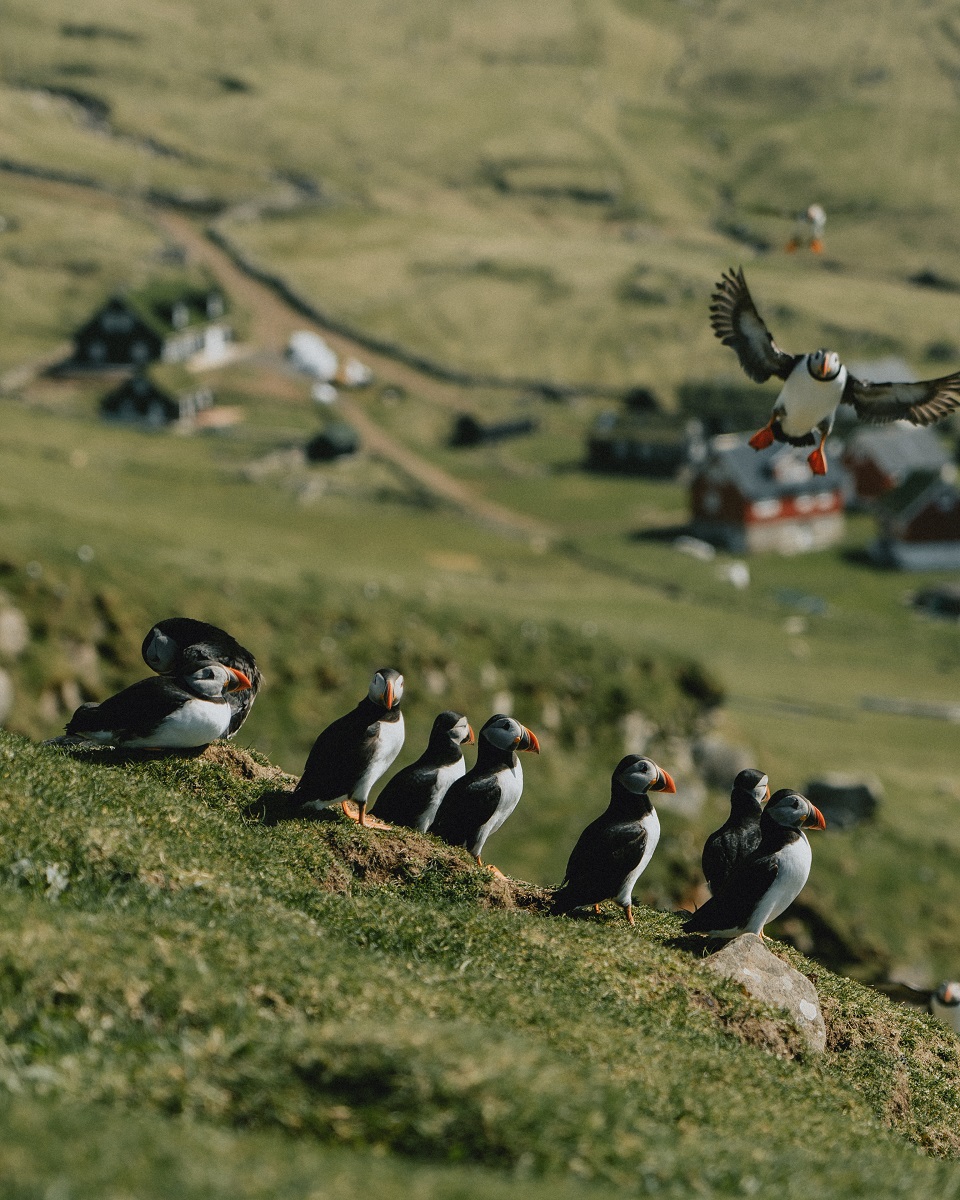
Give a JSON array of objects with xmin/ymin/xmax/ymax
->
[
  {"xmin": 99, "ymin": 366, "xmax": 214, "ymax": 429},
  {"xmin": 74, "ymin": 276, "xmax": 230, "ymax": 369}
]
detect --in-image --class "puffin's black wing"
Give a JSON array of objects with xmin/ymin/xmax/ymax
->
[
  {"xmin": 373, "ymin": 761, "xmax": 436, "ymax": 827},
  {"xmin": 842, "ymin": 369, "xmax": 960, "ymax": 426},
  {"xmin": 553, "ymin": 818, "xmax": 648, "ymax": 912},
  {"xmin": 65, "ymin": 677, "xmax": 184, "ymax": 742},
  {"xmin": 684, "ymin": 852, "xmax": 778, "ymax": 933},
  {"xmin": 701, "ymin": 823, "xmax": 761, "ymax": 895},
  {"xmin": 293, "ymin": 708, "xmax": 379, "ymax": 805},
  {"xmin": 431, "ymin": 772, "xmax": 501, "ymax": 847},
  {"xmin": 710, "ymin": 267, "xmax": 799, "ymax": 384}
]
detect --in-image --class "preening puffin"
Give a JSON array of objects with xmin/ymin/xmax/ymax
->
[
  {"xmin": 430, "ymin": 714, "xmax": 539, "ymax": 870},
  {"xmin": 372, "ymin": 710, "xmax": 474, "ymax": 832},
  {"xmin": 142, "ymin": 618, "xmax": 261, "ymax": 736},
  {"xmin": 710, "ymin": 267, "xmax": 960, "ymax": 475},
  {"xmin": 701, "ymin": 768, "xmax": 769, "ymax": 895},
  {"xmin": 931, "ymin": 982, "xmax": 960, "ymax": 1035},
  {"xmin": 292, "ymin": 668, "xmax": 404, "ymax": 827},
  {"xmin": 684, "ymin": 789, "xmax": 825, "ymax": 939},
  {"xmin": 61, "ymin": 663, "xmax": 252, "ymax": 749},
  {"xmin": 551, "ymin": 755, "xmax": 676, "ymax": 926}
]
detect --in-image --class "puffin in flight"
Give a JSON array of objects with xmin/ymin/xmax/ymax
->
[
  {"xmin": 701, "ymin": 768, "xmax": 769, "ymax": 895},
  {"xmin": 710, "ymin": 267, "xmax": 960, "ymax": 475},
  {"xmin": 372, "ymin": 710, "xmax": 474, "ymax": 832},
  {"xmin": 551, "ymin": 755, "xmax": 676, "ymax": 926},
  {"xmin": 684, "ymin": 789, "xmax": 825, "ymax": 939},
  {"xmin": 292, "ymin": 667, "xmax": 404, "ymax": 827},
  {"xmin": 430, "ymin": 714, "xmax": 539, "ymax": 871},
  {"xmin": 142, "ymin": 618, "xmax": 261, "ymax": 736},
  {"xmin": 60, "ymin": 662, "xmax": 252, "ymax": 749}
]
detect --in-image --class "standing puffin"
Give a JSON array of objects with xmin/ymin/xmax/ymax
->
[
  {"xmin": 684, "ymin": 789, "xmax": 825, "ymax": 939},
  {"xmin": 931, "ymin": 982, "xmax": 960, "ymax": 1035},
  {"xmin": 60, "ymin": 662, "xmax": 252, "ymax": 749},
  {"xmin": 372, "ymin": 710, "xmax": 474, "ymax": 832},
  {"xmin": 142, "ymin": 618, "xmax": 261, "ymax": 736},
  {"xmin": 701, "ymin": 768, "xmax": 770, "ymax": 895},
  {"xmin": 710, "ymin": 267, "xmax": 960, "ymax": 475},
  {"xmin": 551, "ymin": 755, "xmax": 676, "ymax": 926},
  {"xmin": 292, "ymin": 668, "xmax": 404, "ymax": 827},
  {"xmin": 430, "ymin": 714, "xmax": 540, "ymax": 870}
]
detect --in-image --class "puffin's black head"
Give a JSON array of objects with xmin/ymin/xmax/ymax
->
[
  {"xmin": 368, "ymin": 667, "xmax": 404, "ymax": 710},
  {"xmin": 806, "ymin": 349, "xmax": 842, "ymax": 382},
  {"xmin": 432, "ymin": 710, "xmax": 474, "ymax": 745},
  {"xmin": 182, "ymin": 662, "xmax": 252, "ymax": 699},
  {"xmin": 479, "ymin": 714, "xmax": 540, "ymax": 754},
  {"xmin": 733, "ymin": 768, "xmax": 770, "ymax": 803},
  {"xmin": 765, "ymin": 789, "xmax": 826, "ymax": 831},
  {"xmin": 935, "ymin": 981, "xmax": 960, "ymax": 1008},
  {"xmin": 614, "ymin": 754, "xmax": 676, "ymax": 795}
]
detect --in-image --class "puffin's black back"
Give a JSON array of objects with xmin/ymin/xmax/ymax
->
[
  {"xmin": 65, "ymin": 675, "xmax": 203, "ymax": 742},
  {"xmin": 293, "ymin": 697, "xmax": 400, "ymax": 806},
  {"xmin": 373, "ymin": 711, "xmax": 465, "ymax": 828},
  {"xmin": 700, "ymin": 770, "xmax": 766, "ymax": 894}
]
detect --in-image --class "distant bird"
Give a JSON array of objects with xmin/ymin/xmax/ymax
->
[
  {"xmin": 551, "ymin": 755, "xmax": 676, "ymax": 926},
  {"xmin": 60, "ymin": 663, "xmax": 252, "ymax": 749},
  {"xmin": 292, "ymin": 668, "xmax": 404, "ymax": 827},
  {"xmin": 684, "ymin": 789, "xmax": 825, "ymax": 939},
  {"xmin": 931, "ymin": 982, "xmax": 960, "ymax": 1035},
  {"xmin": 710, "ymin": 267, "xmax": 960, "ymax": 475},
  {"xmin": 430, "ymin": 714, "xmax": 539, "ymax": 870},
  {"xmin": 142, "ymin": 618, "xmax": 261, "ymax": 736},
  {"xmin": 786, "ymin": 203, "xmax": 826, "ymax": 255},
  {"xmin": 701, "ymin": 768, "xmax": 769, "ymax": 895},
  {"xmin": 372, "ymin": 710, "xmax": 474, "ymax": 832}
]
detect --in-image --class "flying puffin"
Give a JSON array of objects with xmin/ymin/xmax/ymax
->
[
  {"xmin": 684, "ymin": 789, "xmax": 825, "ymax": 939},
  {"xmin": 60, "ymin": 662, "xmax": 252, "ymax": 749},
  {"xmin": 551, "ymin": 755, "xmax": 676, "ymax": 926},
  {"xmin": 142, "ymin": 618, "xmax": 261, "ymax": 736},
  {"xmin": 429, "ymin": 714, "xmax": 540, "ymax": 870},
  {"xmin": 786, "ymin": 204, "xmax": 826, "ymax": 255},
  {"xmin": 292, "ymin": 668, "xmax": 404, "ymax": 827},
  {"xmin": 710, "ymin": 266, "xmax": 960, "ymax": 475},
  {"xmin": 931, "ymin": 982, "xmax": 960, "ymax": 1035},
  {"xmin": 372, "ymin": 710, "xmax": 474, "ymax": 832},
  {"xmin": 701, "ymin": 768, "xmax": 770, "ymax": 895}
]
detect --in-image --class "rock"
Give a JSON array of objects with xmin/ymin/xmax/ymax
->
[
  {"xmin": 805, "ymin": 773, "xmax": 883, "ymax": 830},
  {"xmin": 0, "ymin": 667, "xmax": 12, "ymax": 725},
  {"xmin": 704, "ymin": 933, "xmax": 827, "ymax": 1053},
  {"xmin": 0, "ymin": 605, "xmax": 29, "ymax": 659},
  {"xmin": 692, "ymin": 736, "xmax": 755, "ymax": 790}
]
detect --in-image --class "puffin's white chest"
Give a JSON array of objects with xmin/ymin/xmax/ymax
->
[
  {"xmin": 746, "ymin": 834, "xmax": 811, "ymax": 934},
  {"xmin": 475, "ymin": 759, "xmax": 523, "ymax": 851},
  {"xmin": 125, "ymin": 697, "xmax": 231, "ymax": 748},
  {"xmin": 616, "ymin": 809, "xmax": 661, "ymax": 906},
  {"xmin": 418, "ymin": 757, "xmax": 466, "ymax": 832},
  {"xmin": 353, "ymin": 714, "xmax": 404, "ymax": 802},
  {"xmin": 777, "ymin": 361, "xmax": 847, "ymax": 437}
]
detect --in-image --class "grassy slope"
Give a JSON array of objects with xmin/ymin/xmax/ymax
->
[{"xmin": 3, "ymin": 729, "xmax": 960, "ymax": 1198}]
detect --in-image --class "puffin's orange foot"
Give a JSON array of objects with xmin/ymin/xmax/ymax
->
[
  {"xmin": 340, "ymin": 799, "xmax": 358, "ymax": 821},
  {"xmin": 748, "ymin": 427, "xmax": 776, "ymax": 451},
  {"xmin": 810, "ymin": 239, "xmax": 824, "ymax": 254},
  {"xmin": 626, "ymin": 905, "xmax": 635, "ymax": 926},
  {"xmin": 785, "ymin": 239, "xmax": 799, "ymax": 253},
  {"xmin": 807, "ymin": 447, "xmax": 828, "ymax": 475}
]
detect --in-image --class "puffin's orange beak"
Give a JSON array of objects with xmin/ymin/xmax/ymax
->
[
  {"xmin": 804, "ymin": 805, "xmax": 826, "ymax": 831},
  {"xmin": 226, "ymin": 667, "xmax": 252, "ymax": 692},
  {"xmin": 384, "ymin": 679, "xmax": 395, "ymax": 709},
  {"xmin": 653, "ymin": 768, "xmax": 677, "ymax": 794},
  {"xmin": 464, "ymin": 724, "xmax": 475, "ymax": 745},
  {"xmin": 514, "ymin": 726, "xmax": 540, "ymax": 754}
]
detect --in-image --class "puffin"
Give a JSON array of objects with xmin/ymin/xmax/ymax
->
[
  {"xmin": 710, "ymin": 266, "xmax": 960, "ymax": 475},
  {"xmin": 429, "ymin": 714, "xmax": 540, "ymax": 870},
  {"xmin": 786, "ymin": 204, "xmax": 826, "ymax": 255},
  {"xmin": 372, "ymin": 710, "xmax": 474, "ymax": 832},
  {"xmin": 701, "ymin": 768, "xmax": 770, "ymax": 895},
  {"xmin": 684, "ymin": 789, "xmax": 826, "ymax": 939},
  {"xmin": 551, "ymin": 755, "xmax": 676, "ymax": 926},
  {"xmin": 142, "ymin": 618, "xmax": 261, "ymax": 736},
  {"xmin": 60, "ymin": 662, "xmax": 252, "ymax": 749},
  {"xmin": 931, "ymin": 982, "xmax": 960, "ymax": 1035},
  {"xmin": 292, "ymin": 667, "xmax": 404, "ymax": 827}
]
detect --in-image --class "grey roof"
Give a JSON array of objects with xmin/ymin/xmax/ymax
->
[
  {"xmin": 844, "ymin": 424, "xmax": 950, "ymax": 478},
  {"xmin": 695, "ymin": 434, "xmax": 845, "ymax": 500},
  {"xmin": 875, "ymin": 468, "xmax": 958, "ymax": 521}
]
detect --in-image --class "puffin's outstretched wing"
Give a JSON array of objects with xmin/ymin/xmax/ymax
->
[
  {"xmin": 842, "ymin": 370, "xmax": 960, "ymax": 426},
  {"xmin": 710, "ymin": 267, "xmax": 799, "ymax": 384}
]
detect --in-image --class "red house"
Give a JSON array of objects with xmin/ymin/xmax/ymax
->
[
  {"xmin": 690, "ymin": 435, "xmax": 846, "ymax": 554},
  {"xmin": 871, "ymin": 468, "xmax": 960, "ymax": 569},
  {"xmin": 841, "ymin": 425, "xmax": 950, "ymax": 506}
]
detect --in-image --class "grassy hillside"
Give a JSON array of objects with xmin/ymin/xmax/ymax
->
[{"xmin": 3, "ymin": 728, "xmax": 960, "ymax": 1197}]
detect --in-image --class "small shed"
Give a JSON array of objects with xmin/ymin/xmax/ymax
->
[
  {"xmin": 870, "ymin": 467, "xmax": 960, "ymax": 569},
  {"xmin": 305, "ymin": 421, "xmax": 360, "ymax": 462},
  {"xmin": 74, "ymin": 276, "xmax": 231, "ymax": 369},
  {"xmin": 690, "ymin": 435, "xmax": 846, "ymax": 554},
  {"xmin": 587, "ymin": 411, "xmax": 705, "ymax": 477},
  {"xmin": 99, "ymin": 366, "xmax": 213, "ymax": 429},
  {"xmin": 841, "ymin": 425, "xmax": 951, "ymax": 506},
  {"xmin": 450, "ymin": 414, "xmax": 538, "ymax": 448}
]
